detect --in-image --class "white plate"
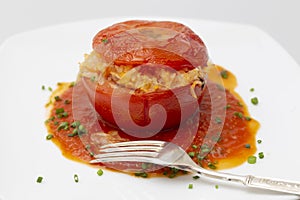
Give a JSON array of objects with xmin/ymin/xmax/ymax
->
[{"xmin": 0, "ymin": 17, "xmax": 300, "ymax": 200}]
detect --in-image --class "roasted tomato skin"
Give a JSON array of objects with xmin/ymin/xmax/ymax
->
[
  {"xmin": 92, "ymin": 20, "xmax": 209, "ymax": 69},
  {"xmin": 82, "ymin": 77, "xmax": 205, "ymax": 134}
]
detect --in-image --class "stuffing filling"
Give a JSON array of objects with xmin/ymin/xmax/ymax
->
[{"xmin": 79, "ymin": 51, "xmax": 206, "ymax": 93}]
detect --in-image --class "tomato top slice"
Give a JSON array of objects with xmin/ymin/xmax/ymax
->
[{"xmin": 92, "ymin": 20, "xmax": 209, "ymax": 69}]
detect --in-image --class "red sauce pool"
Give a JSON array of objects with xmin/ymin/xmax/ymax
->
[{"xmin": 45, "ymin": 65, "xmax": 259, "ymax": 177}]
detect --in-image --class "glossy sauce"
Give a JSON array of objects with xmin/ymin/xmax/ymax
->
[{"xmin": 45, "ymin": 65, "xmax": 259, "ymax": 176}]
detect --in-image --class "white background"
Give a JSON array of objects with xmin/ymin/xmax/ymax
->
[{"xmin": 0, "ymin": 0, "xmax": 300, "ymax": 65}]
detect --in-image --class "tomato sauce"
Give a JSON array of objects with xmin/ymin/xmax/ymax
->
[{"xmin": 45, "ymin": 65, "xmax": 259, "ymax": 177}]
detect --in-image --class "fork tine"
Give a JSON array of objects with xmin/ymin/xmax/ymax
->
[
  {"xmin": 90, "ymin": 156, "xmax": 165, "ymax": 165},
  {"xmin": 94, "ymin": 151, "xmax": 158, "ymax": 159},
  {"xmin": 99, "ymin": 145, "xmax": 163, "ymax": 153},
  {"xmin": 100, "ymin": 140, "xmax": 166, "ymax": 149}
]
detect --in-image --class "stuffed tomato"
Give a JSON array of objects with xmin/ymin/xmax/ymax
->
[{"xmin": 78, "ymin": 20, "xmax": 208, "ymax": 136}]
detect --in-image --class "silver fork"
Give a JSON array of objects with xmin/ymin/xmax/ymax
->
[{"xmin": 91, "ymin": 140, "xmax": 300, "ymax": 195}]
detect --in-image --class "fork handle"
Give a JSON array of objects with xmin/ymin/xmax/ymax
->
[
  {"xmin": 245, "ymin": 175, "xmax": 300, "ymax": 195},
  {"xmin": 191, "ymin": 166, "xmax": 300, "ymax": 195}
]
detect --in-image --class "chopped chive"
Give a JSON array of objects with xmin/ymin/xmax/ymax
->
[
  {"xmin": 225, "ymin": 104, "xmax": 231, "ymax": 110},
  {"xmin": 69, "ymin": 82, "xmax": 75, "ymax": 87},
  {"xmin": 54, "ymin": 121, "xmax": 59, "ymax": 125},
  {"xmin": 46, "ymin": 134, "xmax": 53, "ymax": 140},
  {"xmin": 257, "ymin": 139, "xmax": 262, "ymax": 144},
  {"xmin": 251, "ymin": 97, "xmax": 259, "ymax": 105},
  {"xmin": 200, "ymin": 144, "xmax": 211, "ymax": 153},
  {"xmin": 62, "ymin": 112, "xmax": 68, "ymax": 118},
  {"xmin": 188, "ymin": 152, "xmax": 195, "ymax": 157},
  {"xmin": 68, "ymin": 131, "xmax": 78, "ymax": 137},
  {"xmin": 237, "ymin": 102, "xmax": 243, "ymax": 107},
  {"xmin": 216, "ymin": 84, "xmax": 225, "ymax": 91},
  {"xmin": 135, "ymin": 172, "xmax": 148, "ymax": 178},
  {"xmin": 141, "ymin": 163, "xmax": 148, "ymax": 170},
  {"xmin": 258, "ymin": 152, "xmax": 264, "ymax": 159},
  {"xmin": 244, "ymin": 144, "xmax": 251, "ymax": 149},
  {"xmin": 102, "ymin": 38, "xmax": 108, "ymax": 43},
  {"xmin": 42, "ymin": 85, "xmax": 45, "ymax": 90},
  {"xmin": 250, "ymin": 88, "xmax": 255, "ymax": 92},
  {"xmin": 245, "ymin": 116, "xmax": 252, "ymax": 121},
  {"xmin": 215, "ymin": 185, "xmax": 219, "ymax": 189},
  {"xmin": 97, "ymin": 169, "xmax": 103, "ymax": 176},
  {"xmin": 220, "ymin": 70, "xmax": 228, "ymax": 79},
  {"xmin": 64, "ymin": 99, "xmax": 71, "ymax": 104},
  {"xmin": 192, "ymin": 145, "xmax": 197, "ymax": 149},
  {"xmin": 193, "ymin": 175, "xmax": 200, "ymax": 180},
  {"xmin": 90, "ymin": 76, "xmax": 96, "ymax": 82},
  {"xmin": 54, "ymin": 96, "xmax": 62, "ymax": 101},
  {"xmin": 71, "ymin": 121, "xmax": 80, "ymax": 128},
  {"xmin": 48, "ymin": 87, "xmax": 53, "ymax": 92},
  {"xmin": 247, "ymin": 155, "xmax": 257, "ymax": 164},
  {"xmin": 168, "ymin": 173, "xmax": 176, "ymax": 178},
  {"xmin": 89, "ymin": 151, "xmax": 95, "ymax": 157},
  {"xmin": 215, "ymin": 117, "xmax": 222, "ymax": 124},
  {"xmin": 57, "ymin": 122, "xmax": 69, "ymax": 131},
  {"xmin": 171, "ymin": 167, "xmax": 179, "ymax": 174},
  {"xmin": 207, "ymin": 163, "xmax": 217, "ymax": 170},
  {"xmin": 36, "ymin": 176, "xmax": 43, "ymax": 183},
  {"xmin": 55, "ymin": 108, "xmax": 64, "ymax": 114},
  {"xmin": 234, "ymin": 112, "xmax": 243, "ymax": 118},
  {"xmin": 188, "ymin": 183, "xmax": 193, "ymax": 189},
  {"xmin": 74, "ymin": 174, "xmax": 79, "ymax": 183}
]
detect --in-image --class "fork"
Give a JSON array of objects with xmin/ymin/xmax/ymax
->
[{"xmin": 90, "ymin": 140, "xmax": 300, "ymax": 195}]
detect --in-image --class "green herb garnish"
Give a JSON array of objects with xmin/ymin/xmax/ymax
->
[
  {"xmin": 57, "ymin": 122, "xmax": 69, "ymax": 131},
  {"xmin": 188, "ymin": 152, "xmax": 195, "ymax": 158},
  {"xmin": 251, "ymin": 97, "xmax": 259, "ymax": 105},
  {"xmin": 135, "ymin": 172, "xmax": 148, "ymax": 178},
  {"xmin": 46, "ymin": 134, "xmax": 53, "ymax": 140},
  {"xmin": 36, "ymin": 176, "xmax": 43, "ymax": 183},
  {"xmin": 215, "ymin": 117, "xmax": 222, "ymax": 124},
  {"xmin": 245, "ymin": 116, "xmax": 252, "ymax": 121},
  {"xmin": 74, "ymin": 174, "xmax": 79, "ymax": 183},
  {"xmin": 257, "ymin": 139, "xmax": 262, "ymax": 144},
  {"xmin": 207, "ymin": 163, "xmax": 217, "ymax": 170},
  {"xmin": 97, "ymin": 169, "xmax": 103, "ymax": 176},
  {"xmin": 220, "ymin": 70, "xmax": 228, "ymax": 79},
  {"xmin": 234, "ymin": 112, "xmax": 243, "ymax": 118},
  {"xmin": 247, "ymin": 155, "xmax": 257, "ymax": 164},
  {"xmin": 54, "ymin": 96, "xmax": 62, "ymax": 101},
  {"xmin": 258, "ymin": 152, "xmax": 264, "ymax": 159}
]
